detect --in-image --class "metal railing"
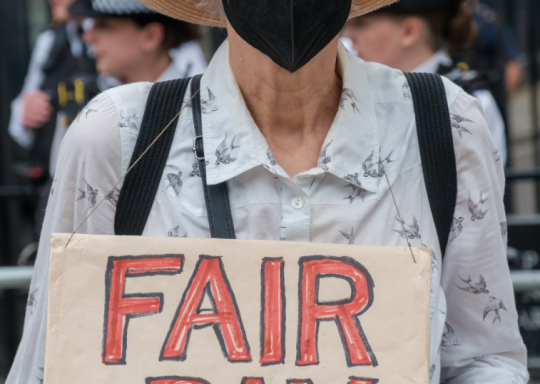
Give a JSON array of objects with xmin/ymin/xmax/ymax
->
[
  {"xmin": 0, "ymin": 267, "xmax": 33, "ymax": 289},
  {"xmin": 0, "ymin": 266, "xmax": 539, "ymax": 291}
]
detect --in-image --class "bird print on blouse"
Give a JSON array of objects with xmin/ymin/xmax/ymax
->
[
  {"xmin": 50, "ymin": 179, "xmax": 56, "ymax": 196},
  {"xmin": 27, "ymin": 289, "xmax": 38, "ymax": 315},
  {"xmin": 468, "ymin": 191, "xmax": 489, "ymax": 221},
  {"xmin": 182, "ymin": 98, "xmax": 192, "ymax": 108},
  {"xmin": 189, "ymin": 160, "xmax": 210, "ymax": 177},
  {"xmin": 403, "ymin": 81, "xmax": 412, "ymax": 101},
  {"xmin": 430, "ymin": 364, "xmax": 436, "ymax": 380},
  {"xmin": 510, "ymin": 375, "xmax": 520, "ymax": 384},
  {"xmin": 340, "ymin": 88, "xmax": 359, "ymax": 113},
  {"xmin": 363, "ymin": 149, "xmax": 394, "ymax": 178},
  {"xmin": 343, "ymin": 173, "xmax": 368, "ymax": 203},
  {"xmin": 441, "ymin": 322, "xmax": 462, "ymax": 348},
  {"xmin": 318, "ymin": 140, "xmax": 333, "ymax": 171},
  {"xmin": 473, "ymin": 354, "xmax": 500, "ymax": 362},
  {"xmin": 168, "ymin": 226, "xmax": 187, "ymax": 238},
  {"xmin": 201, "ymin": 87, "xmax": 219, "ymax": 114},
  {"xmin": 118, "ymin": 113, "xmax": 138, "ymax": 128},
  {"xmin": 484, "ymin": 296, "xmax": 508, "ymax": 324},
  {"xmin": 455, "ymin": 275, "xmax": 489, "ymax": 294},
  {"xmin": 451, "ymin": 114, "xmax": 474, "ymax": 138},
  {"xmin": 493, "ymin": 150, "xmax": 501, "ymax": 163},
  {"xmin": 339, "ymin": 227, "xmax": 355, "ymax": 244},
  {"xmin": 37, "ymin": 367, "xmax": 44, "ymax": 384},
  {"xmin": 267, "ymin": 147, "xmax": 278, "ymax": 166},
  {"xmin": 166, "ymin": 172, "xmax": 183, "ymax": 196},
  {"xmin": 215, "ymin": 134, "xmax": 240, "ymax": 165},
  {"xmin": 500, "ymin": 221, "xmax": 508, "ymax": 238},
  {"xmin": 77, "ymin": 99, "xmax": 99, "ymax": 123},
  {"xmin": 394, "ymin": 216, "xmax": 421, "ymax": 240},
  {"xmin": 104, "ymin": 187, "xmax": 120, "ymax": 207},
  {"xmin": 449, "ymin": 217, "xmax": 464, "ymax": 242},
  {"xmin": 77, "ymin": 179, "xmax": 98, "ymax": 211}
]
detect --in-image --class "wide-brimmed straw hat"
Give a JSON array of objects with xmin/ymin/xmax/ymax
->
[{"xmin": 137, "ymin": 0, "xmax": 400, "ymax": 28}]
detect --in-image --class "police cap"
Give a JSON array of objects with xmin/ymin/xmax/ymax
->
[{"xmin": 69, "ymin": 0, "xmax": 154, "ymax": 18}]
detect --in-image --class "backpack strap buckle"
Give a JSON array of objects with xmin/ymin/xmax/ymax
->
[{"xmin": 193, "ymin": 136, "xmax": 205, "ymax": 161}]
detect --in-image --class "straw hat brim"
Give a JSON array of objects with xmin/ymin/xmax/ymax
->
[{"xmin": 136, "ymin": 0, "xmax": 400, "ymax": 28}]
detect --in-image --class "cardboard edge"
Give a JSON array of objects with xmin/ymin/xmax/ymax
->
[{"xmin": 45, "ymin": 234, "xmax": 71, "ymax": 380}]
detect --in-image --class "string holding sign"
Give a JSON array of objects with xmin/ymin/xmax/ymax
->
[{"xmin": 379, "ymin": 156, "xmax": 417, "ymax": 263}]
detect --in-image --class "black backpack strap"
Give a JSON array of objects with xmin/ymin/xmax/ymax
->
[
  {"xmin": 404, "ymin": 73, "xmax": 457, "ymax": 259},
  {"xmin": 191, "ymin": 74, "xmax": 236, "ymax": 239},
  {"xmin": 115, "ymin": 78, "xmax": 191, "ymax": 235}
]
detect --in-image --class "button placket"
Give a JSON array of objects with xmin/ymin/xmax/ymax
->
[{"xmin": 280, "ymin": 182, "xmax": 311, "ymax": 242}]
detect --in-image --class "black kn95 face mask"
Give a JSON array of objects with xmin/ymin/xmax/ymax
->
[{"xmin": 223, "ymin": 0, "xmax": 352, "ymax": 73}]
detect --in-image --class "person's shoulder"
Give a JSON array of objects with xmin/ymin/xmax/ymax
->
[
  {"xmin": 64, "ymin": 91, "xmax": 120, "ymax": 148},
  {"xmin": 58, "ymin": 82, "xmax": 156, "ymax": 173},
  {"xmin": 72, "ymin": 81, "xmax": 154, "ymax": 143},
  {"xmin": 353, "ymin": 60, "xmax": 410, "ymax": 104},
  {"xmin": 356, "ymin": 58, "xmax": 463, "ymax": 107},
  {"xmin": 440, "ymin": 76, "xmax": 465, "ymax": 110},
  {"xmin": 353, "ymin": 59, "xmax": 405, "ymax": 104},
  {"xmin": 105, "ymin": 81, "xmax": 154, "ymax": 115}
]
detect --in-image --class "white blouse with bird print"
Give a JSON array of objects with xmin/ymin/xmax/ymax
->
[{"xmin": 7, "ymin": 41, "xmax": 528, "ymax": 384}]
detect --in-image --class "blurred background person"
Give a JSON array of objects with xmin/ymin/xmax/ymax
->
[
  {"xmin": 468, "ymin": 0, "xmax": 523, "ymax": 99},
  {"xmin": 13, "ymin": 0, "xmax": 206, "ymax": 244},
  {"xmin": 70, "ymin": 0, "xmax": 207, "ymax": 85},
  {"xmin": 7, "ymin": 0, "xmax": 96, "ymax": 251},
  {"xmin": 9, "ymin": 0, "xmax": 94, "ymax": 187},
  {"xmin": 342, "ymin": 0, "xmax": 508, "ymax": 165}
]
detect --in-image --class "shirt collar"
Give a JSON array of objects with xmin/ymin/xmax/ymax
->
[
  {"xmin": 157, "ymin": 61, "xmax": 185, "ymax": 82},
  {"xmin": 200, "ymin": 40, "xmax": 379, "ymax": 193},
  {"xmin": 413, "ymin": 50, "xmax": 453, "ymax": 74},
  {"xmin": 97, "ymin": 62, "xmax": 183, "ymax": 91}
]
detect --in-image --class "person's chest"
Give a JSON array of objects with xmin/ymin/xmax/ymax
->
[{"xmin": 134, "ymin": 116, "xmax": 441, "ymax": 263}]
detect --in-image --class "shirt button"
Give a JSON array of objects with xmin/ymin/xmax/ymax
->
[{"xmin": 291, "ymin": 196, "xmax": 305, "ymax": 209}]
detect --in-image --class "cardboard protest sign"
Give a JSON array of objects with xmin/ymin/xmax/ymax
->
[{"xmin": 46, "ymin": 234, "xmax": 432, "ymax": 384}]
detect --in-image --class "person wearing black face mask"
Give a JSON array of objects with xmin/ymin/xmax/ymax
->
[{"xmin": 6, "ymin": 0, "xmax": 528, "ymax": 384}]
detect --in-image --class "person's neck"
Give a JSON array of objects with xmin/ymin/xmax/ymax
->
[
  {"xmin": 394, "ymin": 43, "xmax": 436, "ymax": 73},
  {"xmin": 122, "ymin": 53, "xmax": 172, "ymax": 84},
  {"xmin": 228, "ymin": 26, "xmax": 342, "ymax": 177}
]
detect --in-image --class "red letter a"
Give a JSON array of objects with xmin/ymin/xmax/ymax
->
[
  {"xmin": 296, "ymin": 257, "xmax": 377, "ymax": 367},
  {"xmin": 260, "ymin": 258, "xmax": 285, "ymax": 365},
  {"xmin": 103, "ymin": 255, "xmax": 184, "ymax": 364},
  {"xmin": 161, "ymin": 256, "xmax": 251, "ymax": 362}
]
